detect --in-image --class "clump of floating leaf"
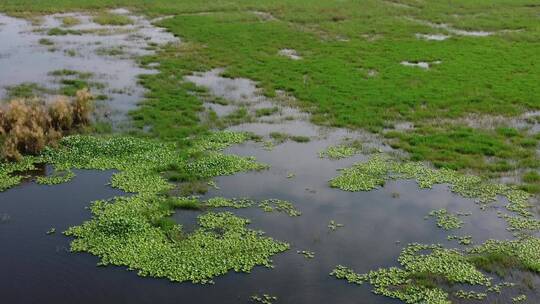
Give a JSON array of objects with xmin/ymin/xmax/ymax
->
[
  {"xmin": 428, "ymin": 209, "xmax": 464, "ymax": 230},
  {"xmin": 65, "ymin": 195, "xmax": 289, "ymax": 283},
  {"xmin": 259, "ymin": 199, "xmax": 301, "ymax": 216},
  {"xmin": 498, "ymin": 212, "xmax": 540, "ymax": 232},
  {"xmin": 331, "ymin": 243, "xmax": 492, "ymax": 304},
  {"xmin": 319, "ymin": 141, "xmax": 361, "ymax": 160},
  {"xmin": 297, "ymin": 250, "xmax": 315, "ymax": 259},
  {"xmin": 187, "ymin": 131, "xmax": 253, "ymax": 154},
  {"xmin": 330, "ymin": 154, "xmax": 534, "ymax": 222},
  {"xmin": 206, "ymin": 197, "xmax": 254, "ymax": 209},
  {"xmin": 251, "ymin": 294, "xmax": 277, "ymax": 304},
  {"xmin": 328, "ymin": 220, "xmax": 344, "ymax": 231},
  {"xmin": 454, "ymin": 290, "xmax": 486, "ymax": 300},
  {"xmin": 468, "ymin": 237, "xmax": 540, "ymax": 274},
  {"xmin": 22, "ymin": 132, "xmax": 288, "ymax": 283},
  {"xmin": 447, "ymin": 235, "xmax": 472, "ymax": 245},
  {"xmin": 512, "ymin": 295, "xmax": 527, "ymax": 302},
  {"xmin": 0, "ymin": 156, "xmax": 41, "ymax": 191},
  {"xmin": 36, "ymin": 169, "xmax": 75, "ymax": 185}
]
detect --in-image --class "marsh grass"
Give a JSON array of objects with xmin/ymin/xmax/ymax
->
[
  {"xmin": 5, "ymin": 83, "xmax": 50, "ymax": 99},
  {"xmin": 468, "ymin": 252, "xmax": 524, "ymax": 277},
  {"xmin": 0, "ymin": 88, "xmax": 93, "ymax": 160},
  {"xmin": 93, "ymin": 13, "xmax": 133, "ymax": 26},
  {"xmin": 47, "ymin": 27, "xmax": 82, "ymax": 35},
  {"xmin": 38, "ymin": 38, "xmax": 54, "ymax": 46},
  {"xmin": 61, "ymin": 16, "xmax": 80, "ymax": 27},
  {"xmin": 255, "ymin": 106, "xmax": 278, "ymax": 117}
]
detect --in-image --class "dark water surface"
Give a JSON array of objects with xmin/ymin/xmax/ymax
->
[{"xmin": 1, "ymin": 142, "xmax": 533, "ymax": 303}]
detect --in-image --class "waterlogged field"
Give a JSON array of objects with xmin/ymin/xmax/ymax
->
[{"xmin": 0, "ymin": 1, "xmax": 539, "ymax": 304}]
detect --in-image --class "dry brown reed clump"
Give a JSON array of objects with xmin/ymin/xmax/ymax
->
[{"xmin": 0, "ymin": 88, "xmax": 93, "ymax": 160}]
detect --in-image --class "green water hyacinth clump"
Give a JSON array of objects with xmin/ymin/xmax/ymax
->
[
  {"xmin": 187, "ymin": 131, "xmax": 253, "ymax": 154},
  {"xmin": 468, "ymin": 238, "xmax": 540, "ymax": 273},
  {"xmin": 487, "ymin": 282, "xmax": 515, "ymax": 293},
  {"xmin": 328, "ymin": 220, "xmax": 344, "ymax": 231},
  {"xmin": 40, "ymin": 135, "xmax": 181, "ymax": 194},
  {"xmin": 512, "ymin": 295, "xmax": 527, "ymax": 302},
  {"xmin": 37, "ymin": 134, "xmax": 266, "ymax": 194},
  {"xmin": 186, "ymin": 152, "xmax": 268, "ymax": 179},
  {"xmin": 65, "ymin": 195, "xmax": 289, "ymax": 284},
  {"xmin": 250, "ymin": 294, "xmax": 277, "ymax": 304},
  {"xmin": 0, "ymin": 156, "xmax": 41, "ymax": 191},
  {"xmin": 14, "ymin": 133, "xmax": 286, "ymax": 283},
  {"xmin": 259, "ymin": 199, "xmax": 301, "ymax": 216},
  {"xmin": 331, "ymin": 243, "xmax": 491, "ymax": 304},
  {"xmin": 330, "ymin": 155, "xmax": 533, "ymax": 218},
  {"xmin": 297, "ymin": 250, "xmax": 315, "ymax": 259},
  {"xmin": 454, "ymin": 290, "xmax": 486, "ymax": 300},
  {"xmin": 428, "ymin": 209, "xmax": 464, "ymax": 230},
  {"xmin": 36, "ymin": 169, "xmax": 75, "ymax": 185},
  {"xmin": 499, "ymin": 213, "xmax": 540, "ymax": 232},
  {"xmin": 319, "ymin": 144, "xmax": 358, "ymax": 160},
  {"xmin": 447, "ymin": 235, "xmax": 472, "ymax": 245},
  {"xmin": 330, "ymin": 265, "xmax": 368, "ymax": 284},
  {"xmin": 205, "ymin": 197, "xmax": 255, "ymax": 209}
]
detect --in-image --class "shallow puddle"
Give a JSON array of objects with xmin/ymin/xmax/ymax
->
[
  {"xmin": 415, "ymin": 33, "xmax": 450, "ymax": 41},
  {"xmin": 0, "ymin": 10, "xmax": 178, "ymax": 127},
  {"xmin": 400, "ymin": 60, "xmax": 441, "ymax": 69}
]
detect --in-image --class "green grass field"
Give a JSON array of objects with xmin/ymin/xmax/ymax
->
[{"xmin": 1, "ymin": 0, "xmax": 539, "ymax": 187}]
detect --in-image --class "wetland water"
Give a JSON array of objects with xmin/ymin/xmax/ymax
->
[
  {"xmin": 0, "ymin": 11, "xmax": 177, "ymax": 127},
  {"xmin": 0, "ymin": 10, "xmax": 538, "ymax": 304}
]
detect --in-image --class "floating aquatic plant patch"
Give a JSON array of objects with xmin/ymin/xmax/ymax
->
[
  {"xmin": 331, "ymin": 243, "xmax": 491, "ymax": 304},
  {"xmin": 205, "ymin": 197, "xmax": 301, "ymax": 218},
  {"xmin": 65, "ymin": 196, "xmax": 289, "ymax": 283},
  {"xmin": 447, "ymin": 235, "xmax": 472, "ymax": 245},
  {"xmin": 36, "ymin": 169, "xmax": 75, "ymax": 185},
  {"xmin": 330, "ymin": 155, "xmax": 533, "ymax": 218},
  {"xmin": 328, "ymin": 220, "xmax": 344, "ymax": 231},
  {"xmin": 250, "ymin": 294, "xmax": 277, "ymax": 304},
  {"xmin": 331, "ymin": 238, "xmax": 540, "ymax": 303},
  {"xmin": 205, "ymin": 197, "xmax": 255, "ymax": 209},
  {"xmin": 297, "ymin": 250, "xmax": 315, "ymax": 259},
  {"xmin": 498, "ymin": 213, "xmax": 540, "ymax": 232},
  {"xmin": 428, "ymin": 209, "xmax": 464, "ymax": 230},
  {"xmin": 454, "ymin": 290, "xmax": 486, "ymax": 300},
  {"xmin": 259, "ymin": 199, "xmax": 301, "ymax": 216},
  {"xmin": 0, "ymin": 132, "xmax": 290, "ymax": 283},
  {"xmin": 0, "ymin": 156, "xmax": 40, "ymax": 191},
  {"xmin": 319, "ymin": 141, "xmax": 361, "ymax": 160}
]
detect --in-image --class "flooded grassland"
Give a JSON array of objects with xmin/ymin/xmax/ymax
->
[{"xmin": 1, "ymin": 3, "xmax": 540, "ymax": 304}]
